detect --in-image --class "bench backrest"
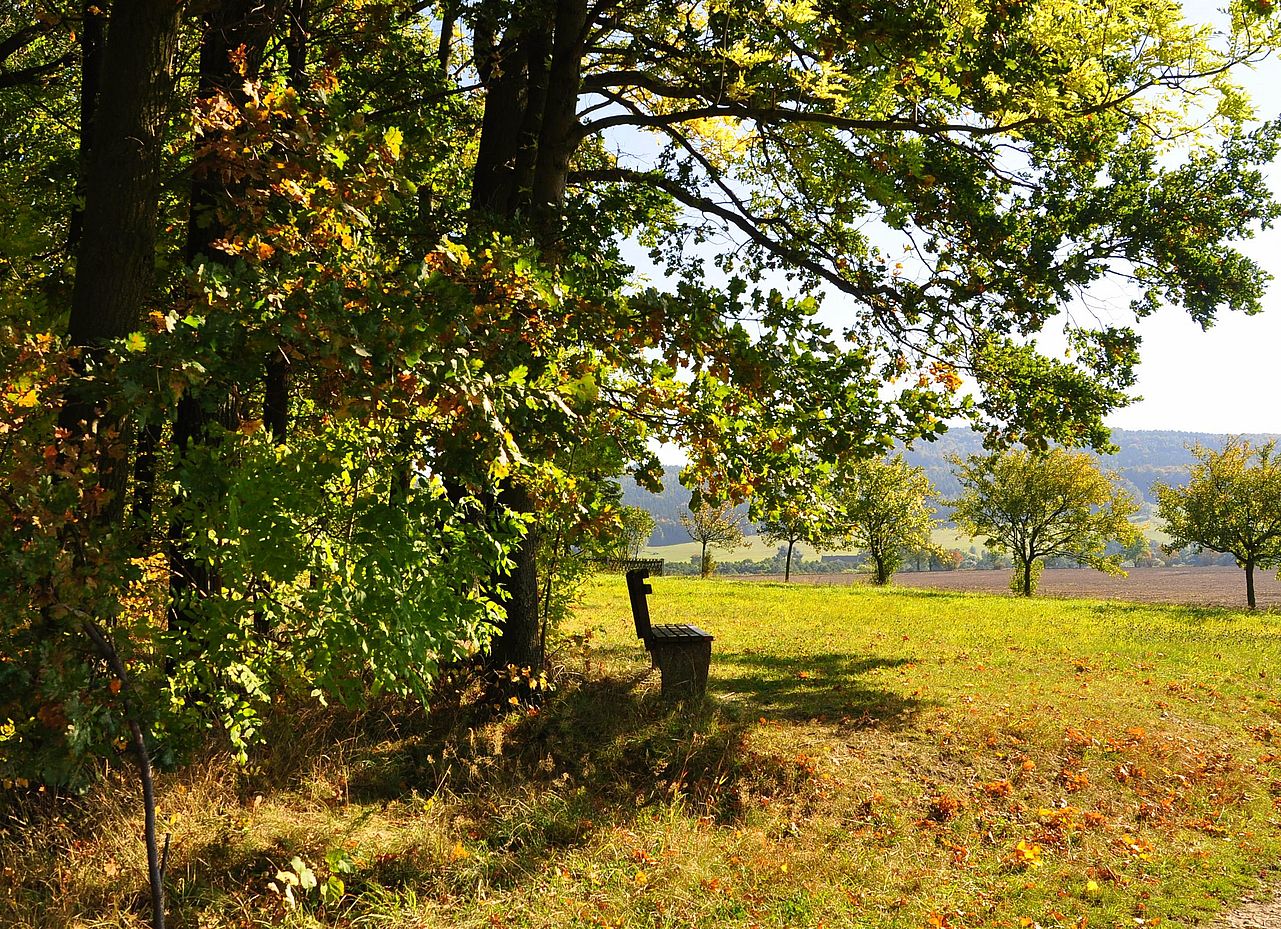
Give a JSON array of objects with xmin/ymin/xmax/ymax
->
[{"xmin": 625, "ymin": 568, "xmax": 654, "ymax": 640}]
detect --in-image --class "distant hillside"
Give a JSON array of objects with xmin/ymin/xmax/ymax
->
[
  {"xmin": 619, "ymin": 466, "xmax": 736, "ymax": 545},
  {"xmin": 622, "ymin": 428, "xmax": 1280, "ymax": 545}
]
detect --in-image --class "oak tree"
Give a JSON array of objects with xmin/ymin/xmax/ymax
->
[{"xmin": 441, "ymin": 0, "xmax": 1280, "ymax": 664}]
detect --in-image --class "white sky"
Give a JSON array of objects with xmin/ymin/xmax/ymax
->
[{"xmin": 1108, "ymin": 2, "xmax": 1281, "ymax": 433}]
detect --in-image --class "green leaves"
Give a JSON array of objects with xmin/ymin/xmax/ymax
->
[
  {"xmin": 1153, "ymin": 439, "xmax": 1281, "ymax": 607},
  {"xmin": 952, "ymin": 448, "xmax": 1141, "ymax": 596},
  {"xmin": 838, "ymin": 455, "xmax": 939, "ymax": 586}
]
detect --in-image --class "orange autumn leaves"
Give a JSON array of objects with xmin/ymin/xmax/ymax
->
[{"xmin": 902, "ymin": 715, "xmax": 1261, "ymax": 894}]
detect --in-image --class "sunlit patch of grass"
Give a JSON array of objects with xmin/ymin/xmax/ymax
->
[{"xmin": 5, "ymin": 577, "xmax": 1281, "ymax": 927}]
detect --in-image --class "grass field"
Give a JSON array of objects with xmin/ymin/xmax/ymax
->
[{"xmin": 6, "ymin": 579, "xmax": 1281, "ymax": 927}]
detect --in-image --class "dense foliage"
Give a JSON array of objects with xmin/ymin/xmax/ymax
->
[
  {"xmin": 839, "ymin": 455, "xmax": 940, "ymax": 586},
  {"xmin": 1, "ymin": 0, "xmax": 1277, "ymax": 824},
  {"xmin": 1154, "ymin": 439, "xmax": 1281, "ymax": 609},
  {"xmin": 952, "ymin": 449, "xmax": 1142, "ymax": 595}
]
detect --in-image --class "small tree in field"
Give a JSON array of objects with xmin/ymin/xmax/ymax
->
[
  {"xmin": 753, "ymin": 471, "xmax": 844, "ymax": 582},
  {"xmin": 952, "ymin": 449, "xmax": 1140, "ymax": 597},
  {"xmin": 681, "ymin": 501, "xmax": 746, "ymax": 578},
  {"xmin": 840, "ymin": 456, "xmax": 938, "ymax": 586},
  {"xmin": 616, "ymin": 506, "xmax": 656, "ymax": 559},
  {"xmin": 1154, "ymin": 439, "xmax": 1281, "ymax": 610}
]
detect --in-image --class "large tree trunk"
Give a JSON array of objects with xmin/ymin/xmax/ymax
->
[
  {"xmin": 488, "ymin": 486, "xmax": 543, "ymax": 670},
  {"xmin": 63, "ymin": 0, "xmax": 182, "ymax": 522},
  {"xmin": 66, "ymin": 0, "xmax": 106, "ymax": 251},
  {"xmin": 1246, "ymin": 557, "xmax": 1256, "ymax": 610},
  {"xmin": 1021, "ymin": 559, "xmax": 1034, "ymax": 597},
  {"xmin": 785, "ymin": 539, "xmax": 794, "ymax": 582},
  {"xmin": 67, "ymin": 0, "xmax": 179, "ymax": 348},
  {"xmin": 468, "ymin": 0, "xmax": 590, "ymax": 674}
]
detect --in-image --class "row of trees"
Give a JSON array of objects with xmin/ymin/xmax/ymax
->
[
  {"xmin": 685, "ymin": 449, "xmax": 1137, "ymax": 594},
  {"xmin": 682, "ymin": 439, "xmax": 1281, "ymax": 607},
  {"xmin": 681, "ymin": 456, "xmax": 937, "ymax": 582}
]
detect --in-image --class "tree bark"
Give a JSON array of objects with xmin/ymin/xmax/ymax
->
[
  {"xmin": 1246, "ymin": 557, "xmax": 1256, "ymax": 610},
  {"xmin": 873, "ymin": 554, "xmax": 890, "ymax": 586},
  {"xmin": 785, "ymin": 539, "xmax": 794, "ymax": 582},
  {"xmin": 66, "ymin": 0, "xmax": 107, "ymax": 251},
  {"xmin": 529, "ymin": 0, "xmax": 588, "ymax": 236},
  {"xmin": 1022, "ymin": 559, "xmax": 1034, "ymax": 597},
  {"xmin": 67, "ymin": 1, "xmax": 179, "ymax": 348},
  {"xmin": 466, "ymin": 0, "xmax": 592, "ymax": 673},
  {"xmin": 488, "ymin": 485, "xmax": 542, "ymax": 669}
]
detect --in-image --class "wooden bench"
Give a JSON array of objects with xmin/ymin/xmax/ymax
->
[{"xmin": 625, "ymin": 568, "xmax": 713, "ymax": 698}]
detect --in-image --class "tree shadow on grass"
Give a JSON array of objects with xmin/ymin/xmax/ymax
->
[
  {"xmin": 160, "ymin": 647, "xmax": 923, "ymax": 918},
  {"xmin": 710, "ymin": 651, "xmax": 922, "ymax": 724}
]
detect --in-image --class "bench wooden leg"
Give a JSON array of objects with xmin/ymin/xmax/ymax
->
[{"xmin": 650, "ymin": 640, "xmax": 712, "ymax": 698}]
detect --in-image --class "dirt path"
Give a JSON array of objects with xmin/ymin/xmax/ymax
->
[{"xmin": 1217, "ymin": 891, "xmax": 1281, "ymax": 929}]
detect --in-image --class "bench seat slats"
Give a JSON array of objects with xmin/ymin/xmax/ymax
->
[{"xmin": 651, "ymin": 623, "xmax": 712, "ymax": 642}]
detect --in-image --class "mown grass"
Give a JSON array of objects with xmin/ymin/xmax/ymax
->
[{"xmin": 6, "ymin": 577, "xmax": 1281, "ymax": 928}]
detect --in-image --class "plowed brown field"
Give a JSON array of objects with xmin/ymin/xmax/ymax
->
[{"xmin": 745, "ymin": 565, "xmax": 1281, "ymax": 609}]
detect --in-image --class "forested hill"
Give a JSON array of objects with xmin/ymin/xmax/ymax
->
[{"xmin": 623, "ymin": 429, "xmax": 1281, "ymax": 545}]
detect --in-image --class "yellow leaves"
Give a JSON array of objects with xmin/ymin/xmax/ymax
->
[
  {"xmin": 124, "ymin": 332, "xmax": 147, "ymax": 353},
  {"xmin": 1010, "ymin": 839, "xmax": 1043, "ymax": 869},
  {"xmin": 682, "ymin": 117, "xmax": 755, "ymax": 171},
  {"xmin": 383, "ymin": 126, "xmax": 404, "ymax": 160},
  {"xmin": 762, "ymin": 0, "xmax": 818, "ymax": 24},
  {"xmin": 928, "ymin": 362, "xmax": 963, "ymax": 393},
  {"xmin": 449, "ymin": 841, "xmax": 471, "ymax": 861},
  {"xmin": 9, "ymin": 387, "xmax": 39, "ymax": 409},
  {"xmin": 1116, "ymin": 834, "xmax": 1153, "ymax": 861},
  {"xmin": 634, "ymin": 869, "xmax": 648, "ymax": 886}
]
